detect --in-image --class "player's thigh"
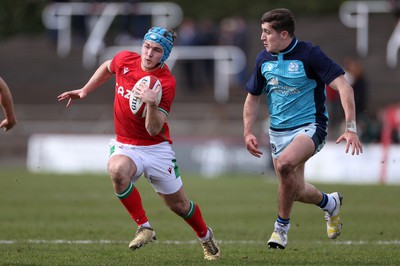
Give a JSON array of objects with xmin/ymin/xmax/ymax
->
[
  {"xmin": 108, "ymin": 154, "xmax": 137, "ymax": 179},
  {"xmin": 141, "ymin": 142, "xmax": 182, "ymax": 194},
  {"xmin": 279, "ymin": 134, "xmax": 315, "ymax": 167}
]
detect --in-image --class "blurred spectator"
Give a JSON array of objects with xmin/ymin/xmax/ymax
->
[
  {"xmin": 326, "ymin": 57, "xmax": 374, "ymax": 142},
  {"xmin": 114, "ymin": 1, "xmax": 151, "ymax": 46},
  {"xmin": 325, "ymin": 84, "xmax": 342, "ymax": 138},
  {"xmin": 343, "ymin": 57, "xmax": 376, "ymax": 143},
  {"xmin": 177, "ymin": 18, "xmax": 199, "ymax": 90},
  {"xmin": 343, "ymin": 57, "xmax": 368, "ymax": 117},
  {"xmin": 196, "ymin": 19, "xmax": 218, "ymax": 88},
  {"xmin": 342, "ymin": 57, "xmax": 379, "ymax": 142},
  {"xmin": 218, "ymin": 16, "xmax": 249, "ymax": 86},
  {"xmin": 46, "ymin": 0, "xmax": 89, "ymax": 48},
  {"xmin": 176, "ymin": 18, "xmax": 218, "ymax": 91}
]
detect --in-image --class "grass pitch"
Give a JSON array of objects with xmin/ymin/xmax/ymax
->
[{"xmin": 0, "ymin": 169, "xmax": 399, "ymax": 265}]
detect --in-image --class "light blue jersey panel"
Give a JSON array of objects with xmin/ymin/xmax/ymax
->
[
  {"xmin": 261, "ymin": 54, "xmax": 317, "ymax": 129},
  {"xmin": 245, "ymin": 37, "xmax": 344, "ymax": 131}
]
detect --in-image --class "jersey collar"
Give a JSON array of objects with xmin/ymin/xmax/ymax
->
[{"xmin": 271, "ymin": 36, "xmax": 298, "ymax": 57}]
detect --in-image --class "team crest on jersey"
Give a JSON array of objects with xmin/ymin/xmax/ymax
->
[
  {"xmin": 123, "ymin": 67, "xmax": 129, "ymax": 74},
  {"xmin": 288, "ymin": 62, "xmax": 299, "ymax": 72}
]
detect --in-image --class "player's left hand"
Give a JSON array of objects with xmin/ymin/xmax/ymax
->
[
  {"xmin": 336, "ymin": 131, "xmax": 363, "ymax": 155},
  {"xmin": 132, "ymin": 82, "xmax": 160, "ymax": 106}
]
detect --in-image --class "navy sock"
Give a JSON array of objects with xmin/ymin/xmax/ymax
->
[
  {"xmin": 318, "ymin": 192, "xmax": 328, "ymax": 208},
  {"xmin": 277, "ymin": 216, "xmax": 290, "ymax": 225}
]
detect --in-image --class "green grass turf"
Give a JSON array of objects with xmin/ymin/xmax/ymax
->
[{"xmin": 0, "ymin": 169, "xmax": 399, "ymax": 265}]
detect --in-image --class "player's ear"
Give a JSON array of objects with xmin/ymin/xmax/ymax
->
[{"xmin": 281, "ymin": 30, "xmax": 289, "ymax": 39}]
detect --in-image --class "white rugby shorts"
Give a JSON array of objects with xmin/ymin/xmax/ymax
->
[
  {"xmin": 269, "ymin": 123, "xmax": 327, "ymax": 159},
  {"xmin": 109, "ymin": 139, "xmax": 182, "ymax": 194}
]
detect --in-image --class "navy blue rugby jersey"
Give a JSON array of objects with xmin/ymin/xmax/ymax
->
[{"xmin": 245, "ymin": 37, "xmax": 344, "ymax": 131}]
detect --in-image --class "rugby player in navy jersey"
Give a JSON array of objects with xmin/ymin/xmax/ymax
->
[{"xmin": 243, "ymin": 8, "xmax": 363, "ymax": 249}]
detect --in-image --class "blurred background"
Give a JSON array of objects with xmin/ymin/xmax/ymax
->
[{"xmin": 0, "ymin": 0, "xmax": 399, "ymax": 182}]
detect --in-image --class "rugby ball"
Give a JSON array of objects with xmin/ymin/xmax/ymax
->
[{"xmin": 129, "ymin": 75, "xmax": 162, "ymax": 117}]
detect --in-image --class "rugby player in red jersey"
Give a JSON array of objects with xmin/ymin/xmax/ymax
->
[{"xmin": 58, "ymin": 27, "xmax": 220, "ymax": 260}]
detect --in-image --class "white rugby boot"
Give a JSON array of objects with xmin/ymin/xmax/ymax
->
[
  {"xmin": 267, "ymin": 228, "xmax": 288, "ymax": 249},
  {"xmin": 324, "ymin": 192, "xmax": 343, "ymax": 239},
  {"xmin": 200, "ymin": 227, "xmax": 220, "ymax": 260},
  {"xmin": 129, "ymin": 226, "xmax": 157, "ymax": 250}
]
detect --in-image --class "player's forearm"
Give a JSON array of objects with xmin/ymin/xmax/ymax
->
[
  {"xmin": 82, "ymin": 61, "xmax": 113, "ymax": 95},
  {"xmin": 338, "ymin": 84, "xmax": 357, "ymax": 123},
  {"xmin": 329, "ymin": 75, "xmax": 357, "ymax": 123},
  {"xmin": 243, "ymin": 94, "xmax": 260, "ymax": 137},
  {"xmin": 2, "ymin": 102, "xmax": 16, "ymax": 123},
  {"xmin": 145, "ymin": 105, "xmax": 165, "ymax": 136},
  {"xmin": 0, "ymin": 78, "xmax": 17, "ymax": 122}
]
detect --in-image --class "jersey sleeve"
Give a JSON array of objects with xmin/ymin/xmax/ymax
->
[
  {"xmin": 308, "ymin": 46, "xmax": 344, "ymax": 85},
  {"xmin": 245, "ymin": 51, "xmax": 267, "ymax": 96}
]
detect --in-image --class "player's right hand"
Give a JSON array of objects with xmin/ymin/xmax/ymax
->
[
  {"xmin": 57, "ymin": 89, "xmax": 87, "ymax": 107},
  {"xmin": 245, "ymin": 134, "xmax": 263, "ymax": 158}
]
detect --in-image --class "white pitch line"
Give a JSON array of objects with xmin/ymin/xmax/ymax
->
[{"xmin": 1, "ymin": 239, "xmax": 400, "ymax": 245}]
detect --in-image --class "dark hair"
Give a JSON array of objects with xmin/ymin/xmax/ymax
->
[{"xmin": 260, "ymin": 8, "xmax": 295, "ymax": 37}]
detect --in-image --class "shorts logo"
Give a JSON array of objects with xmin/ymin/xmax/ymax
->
[
  {"xmin": 270, "ymin": 143, "xmax": 277, "ymax": 154},
  {"xmin": 168, "ymin": 167, "xmax": 172, "ymax": 174}
]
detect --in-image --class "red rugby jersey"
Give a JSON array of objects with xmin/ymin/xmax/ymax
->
[{"xmin": 109, "ymin": 50, "xmax": 176, "ymax": 145}]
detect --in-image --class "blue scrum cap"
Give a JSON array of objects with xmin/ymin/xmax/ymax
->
[{"xmin": 143, "ymin": 27, "xmax": 174, "ymax": 64}]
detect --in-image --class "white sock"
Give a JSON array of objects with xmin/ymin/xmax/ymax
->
[
  {"xmin": 275, "ymin": 221, "xmax": 290, "ymax": 233},
  {"xmin": 198, "ymin": 228, "xmax": 211, "ymax": 242},
  {"xmin": 323, "ymin": 194, "xmax": 337, "ymax": 214},
  {"xmin": 139, "ymin": 221, "xmax": 151, "ymax": 228}
]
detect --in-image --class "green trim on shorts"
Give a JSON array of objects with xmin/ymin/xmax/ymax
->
[
  {"xmin": 184, "ymin": 200, "xmax": 195, "ymax": 219},
  {"xmin": 109, "ymin": 145, "xmax": 115, "ymax": 156},
  {"xmin": 116, "ymin": 182, "xmax": 133, "ymax": 199},
  {"xmin": 172, "ymin": 158, "xmax": 180, "ymax": 178}
]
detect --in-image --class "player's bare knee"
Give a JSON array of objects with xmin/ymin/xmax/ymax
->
[
  {"xmin": 276, "ymin": 158, "xmax": 295, "ymax": 177},
  {"xmin": 108, "ymin": 164, "xmax": 128, "ymax": 186}
]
